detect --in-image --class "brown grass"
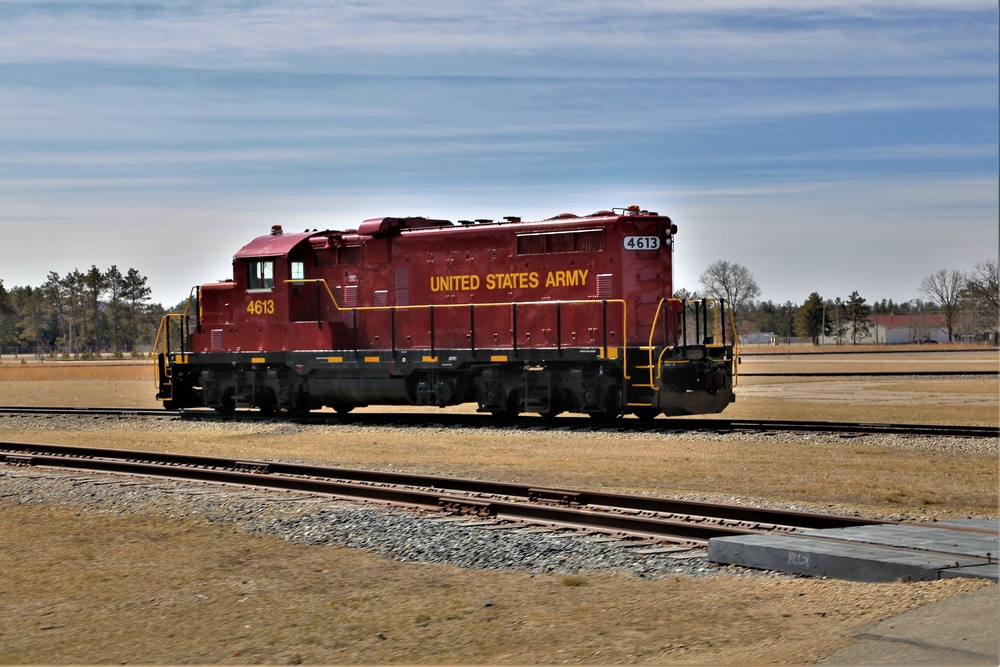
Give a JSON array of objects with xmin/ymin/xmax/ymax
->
[
  {"xmin": 0, "ymin": 361, "xmax": 150, "ymax": 381},
  {"xmin": 0, "ymin": 502, "xmax": 987, "ymax": 665},
  {"xmin": 0, "ymin": 352, "xmax": 997, "ymax": 664}
]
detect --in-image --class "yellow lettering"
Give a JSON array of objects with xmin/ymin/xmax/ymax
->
[
  {"xmin": 544, "ymin": 270, "xmax": 589, "ymax": 288},
  {"xmin": 474, "ymin": 271, "xmax": 544, "ymax": 290},
  {"xmin": 246, "ymin": 299, "xmax": 275, "ymax": 315},
  {"xmin": 431, "ymin": 274, "xmax": 481, "ymax": 292},
  {"xmin": 429, "ymin": 270, "xmax": 581, "ymax": 294}
]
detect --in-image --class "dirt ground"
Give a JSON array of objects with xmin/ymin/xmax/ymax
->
[{"xmin": 0, "ymin": 349, "xmax": 997, "ymax": 664}]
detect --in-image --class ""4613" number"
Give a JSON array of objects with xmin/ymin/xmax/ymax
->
[
  {"xmin": 622, "ymin": 235, "xmax": 661, "ymax": 251},
  {"xmin": 247, "ymin": 299, "xmax": 275, "ymax": 315}
]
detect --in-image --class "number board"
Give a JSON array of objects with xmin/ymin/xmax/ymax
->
[{"xmin": 622, "ymin": 235, "xmax": 661, "ymax": 251}]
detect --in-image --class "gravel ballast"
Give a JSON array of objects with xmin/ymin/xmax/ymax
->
[
  {"xmin": 2, "ymin": 467, "xmax": 757, "ymax": 580},
  {"xmin": 3, "ymin": 414, "xmax": 996, "ymax": 580}
]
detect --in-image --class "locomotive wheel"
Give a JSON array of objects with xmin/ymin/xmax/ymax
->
[
  {"xmin": 332, "ymin": 404, "xmax": 355, "ymax": 416},
  {"xmin": 213, "ymin": 390, "xmax": 236, "ymax": 415},
  {"xmin": 491, "ymin": 390, "xmax": 522, "ymax": 420},
  {"xmin": 589, "ymin": 386, "xmax": 623, "ymax": 422}
]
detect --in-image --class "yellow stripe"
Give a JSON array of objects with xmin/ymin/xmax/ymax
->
[
  {"xmin": 490, "ymin": 355, "xmax": 508, "ymax": 363},
  {"xmin": 175, "ymin": 354, "xmax": 188, "ymax": 364},
  {"xmin": 422, "ymin": 355, "xmax": 438, "ymax": 363},
  {"xmin": 364, "ymin": 356, "xmax": 380, "ymax": 363},
  {"xmin": 598, "ymin": 348, "xmax": 619, "ymax": 360},
  {"xmin": 327, "ymin": 356, "xmax": 343, "ymax": 363},
  {"xmin": 251, "ymin": 357, "xmax": 266, "ymax": 364}
]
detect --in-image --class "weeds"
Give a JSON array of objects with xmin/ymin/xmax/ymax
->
[{"xmin": 563, "ymin": 576, "xmax": 589, "ymax": 587}]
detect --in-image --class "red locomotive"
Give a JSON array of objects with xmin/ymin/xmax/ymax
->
[{"xmin": 155, "ymin": 205, "xmax": 737, "ymax": 419}]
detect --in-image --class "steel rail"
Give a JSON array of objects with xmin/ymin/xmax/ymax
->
[
  {"xmin": 0, "ymin": 441, "xmax": 887, "ymax": 544},
  {"xmin": 740, "ymin": 370, "xmax": 998, "ymax": 377},
  {"xmin": 0, "ymin": 406, "xmax": 171, "ymax": 417},
  {"xmin": 675, "ymin": 418, "xmax": 1000, "ymax": 438},
  {"xmin": 0, "ymin": 406, "xmax": 996, "ymax": 438}
]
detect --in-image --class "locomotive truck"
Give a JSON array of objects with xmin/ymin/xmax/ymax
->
[{"xmin": 155, "ymin": 205, "xmax": 738, "ymax": 419}]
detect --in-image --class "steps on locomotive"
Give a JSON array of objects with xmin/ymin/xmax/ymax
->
[{"xmin": 154, "ymin": 353, "xmax": 173, "ymax": 401}]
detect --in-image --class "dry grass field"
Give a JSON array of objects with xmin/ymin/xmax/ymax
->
[{"xmin": 0, "ymin": 348, "xmax": 996, "ymax": 664}]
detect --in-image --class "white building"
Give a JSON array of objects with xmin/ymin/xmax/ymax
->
[{"xmin": 819, "ymin": 314, "xmax": 949, "ymax": 345}]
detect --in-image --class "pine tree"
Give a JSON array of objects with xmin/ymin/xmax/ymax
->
[
  {"xmin": 794, "ymin": 293, "xmax": 825, "ymax": 344},
  {"xmin": 846, "ymin": 291, "xmax": 872, "ymax": 344}
]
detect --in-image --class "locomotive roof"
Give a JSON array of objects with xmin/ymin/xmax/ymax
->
[
  {"xmin": 234, "ymin": 207, "xmax": 668, "ymax": 259},
  {"xmin": 234, "ymin": 228, "xmax": 314, "ymax": 258}
]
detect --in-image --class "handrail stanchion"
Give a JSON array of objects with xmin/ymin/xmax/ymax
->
[
  {"xmin": 557, "ymin": 302, "xmax": 562, "ymax": 357},
  {"xmin": 469, "ymin": 304, "xmax": 475, "ymax": 357},
  {"xmin": 512, "ymin": 303, "xmax": 518, "ymax": 355},
  {"xmin": 602, "ymin": 300, "xmax": 608, "ymax": 359}
]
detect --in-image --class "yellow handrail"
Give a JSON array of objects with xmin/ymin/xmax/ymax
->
[
  {"xmin": 152, "ymin": 286, "xmax": 198, "ymax": 387},
  {"xmin": 287, "ymin": 278, "xmax": 631, "ymax": 375},
  {"xmin": 158, "ymin": 278, "xmax": 636, "ymax": 378},
  {"xmin": 645, "ymin": 297, "xmax": 741, "ymax": 390}
]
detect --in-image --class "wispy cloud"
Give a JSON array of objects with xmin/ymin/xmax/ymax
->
[
  {"xmin": 0, "ymin": 0, "xmax": 995, "ymax": 305},
  {"xmin": 1, "ymin": 1, "xmax": 994, "ymax": 76}
]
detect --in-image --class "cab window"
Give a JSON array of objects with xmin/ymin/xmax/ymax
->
[{"xmin": 248, "ymin": 260, "xmax": 274, "ymax": 290}]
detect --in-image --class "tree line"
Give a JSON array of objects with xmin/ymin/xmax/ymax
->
[
  {"xmin": 2, "ymin": 257, "xmax": 996, "ymax": 356},
  {"xmin": 692, "ymin": 258, "xmax": 999, "ymax": 344},
  {"xmin": 0, "ymin": 267, "xmax": 168, "ymax": 358}
]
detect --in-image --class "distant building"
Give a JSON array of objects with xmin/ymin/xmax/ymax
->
[
  {"xmin": 819, "ymin": 314, "xmax": 949, "ymax": 345},
  {"xmin": 869, "ymin": 314, "xmax": 949, "ymax": 344},
  {"xmin": 740, "ymin": 332, "xmax": 777, "ymax": 345}
]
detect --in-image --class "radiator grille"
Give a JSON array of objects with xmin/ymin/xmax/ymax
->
[{"xmin": 596, "ymin": 273, "xmax": 615, "ymax": 298}]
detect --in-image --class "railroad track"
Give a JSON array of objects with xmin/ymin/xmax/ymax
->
[
  {"xmin": 0, "ymin": 441, "xmax": 888, "ymax": 547},
  {"xmin": 0, "ymin": 405, "xmax": 996, "ymax": 438},
  {"xmin": 740, "ymin": 370, "xmax": 998, "ymax": 377},
  {"xmin": 0, "ymin": 406, "xmax": 170, "ymax": 418}
]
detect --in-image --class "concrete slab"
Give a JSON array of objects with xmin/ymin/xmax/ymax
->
[
  {"xmin": 708, "ymin": 520, "xmax": 999, "ymax": 582},
  {"xmin": 821, "ymin": 584, "xmax": 999, "ymax": 665}
]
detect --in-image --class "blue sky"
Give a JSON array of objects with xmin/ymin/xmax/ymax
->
[{"xmin": 1, "ymin": 0, "xmax": 997, "ymax": 308}]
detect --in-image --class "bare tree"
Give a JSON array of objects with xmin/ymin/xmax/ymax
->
[
  {"xmin": 964, "ymin": 259, "xmax": 999, "ymax": 333},
  {"xmin": 698, "ymin": 260, "xmax": 761, "ymax": 329},
  {"xmin": 919, "ymin": 269, "xmax": 964, "ymax": 341}
]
